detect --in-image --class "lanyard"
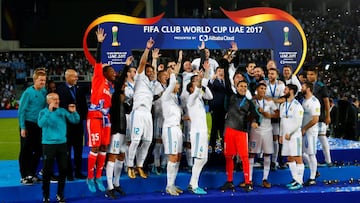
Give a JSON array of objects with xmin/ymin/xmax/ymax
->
[
  {"xmin": 238, "ymin": 96, "xmax": 246, "ymax": 108},
  {"xmin": 256, "ymin": 98, "xmax": 265, "ymax": 109},
  {"xmin": 269, "ymin": 81, "xmax": 277, "ymax": 98},
  {"xmin": 285, "ymin": 100, "xmax": 293, "ymax": 118}
]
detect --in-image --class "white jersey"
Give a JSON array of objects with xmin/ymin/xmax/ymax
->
[
  {"xmin": 279, "ymin": 99, "xmax": 304, "ymax": 137},
  {"xmin": 153, "ymin": 81, "xmax": 167, "ymax": 117},
  {"xmin": 265, "ymin": 80, "xmax": 285, "ymax": 99},
  {"xmin": 132, "ymin": 71, "xmax": 156, "ymax": 111},
  {"xmin": 187, "ymin": 87, "xmax": 213, "ymax": 131},
  {"xmin": 285, "ymin": 75, "xmax": 302, "ymax": 95},
  {"xmin": 280, "ymin": 98, "xmax": 304, "ymax": 156},
  {"xmin": 253, "ymin": 98, "xmax": 278, "ymax": 130},
  {"xmin": 124, "ymin": 81, "xmax": 135, "ymax": 106},
  {"xmin": 302, "ymin": 95, "xmax": 321, "ymax": 135},
  {"xmin": 161, "ymin": 74, "xmax": 182, "ymax": 128},
  {"xmin": 191, "ymin": 58, "xmax": 218, "ymax": 80}
]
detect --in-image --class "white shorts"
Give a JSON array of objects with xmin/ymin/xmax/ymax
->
[
  {"xmin": 108, "ymin": 133, "xmax": 127, "ymax": 154},
  {"xmin": 162, "ymin": 126, "xmax": 183, "ymax": 155},
  {"xmin": 183, "ymin": 120, "xmax": 191, "ymax": 142},
  {"xmin": 249, "ymin": 128, "xmax": 274, "ymax": 154},
  {"xmin": 317, "ymin": 122, "xmax": 328, "ymax": 135},
  {"xmin": 129, "ymin": 109, "xmax": 153, "ymax": 142},
  {"xmin": 281, "ymin": 133, "xmax": 302, "ymax": 157},
  {"xmin": 272, "ymin": 123, "xmax": 280, "ymax": 136},
  {"xmin": 303, "ymin": 131, "xmax": 318, "ymax": 155},
  {"xmin": 153, "ymin": 115, "xmax": 164, "ymax": 140},
  {"xmin": 190, "ymin": 130, "xmax": 208, "ymax": 159}
]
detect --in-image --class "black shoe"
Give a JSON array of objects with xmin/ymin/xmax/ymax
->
[
  {"xmin": 114, "ymin": 185, "xmax": 126, "ymax": 195},
  {"xmin": 244, "ymin": 184, "xmax": 253, "ymax": 192},
  {"xmin": 75, "ymin": 173, "xmax": 87, "ymax": 179},
  {"xmin": 315, "ymin": 171, "xmax": 321, "ymax": 178},
  {"xmin": 270, "ymin": 162, "xmax": 277, "ymax": 171},
  {"xmin": 32, "ymin": 175, "xmax": 42, "ymax": 183},
  {"xmin": 21, "ymin": 176, "xmax": 34, "ymax": 185},
  {"xmin": 105, "ymin": 189, "xmax": 117, "ymax": 199},
  {"xmin": 42, "ymin": 197, "xmax": 50, "ymax": 203},
  {"xmin": 220, "ymin": 181, "xmax": 235, "ymax": 192},
  {"xmin": 304, "ymin": 179, "xmax": 316, "ymax": 186},
  {"xmin": 56, "ymin": 194, "xmax": 66, "ymax": 203},
  {"xmin": 51, "ymin": 175, "xmax": 59, "ymax": 183}
]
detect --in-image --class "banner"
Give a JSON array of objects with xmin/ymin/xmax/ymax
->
[{"xmin": 83, "ymin": 7, "xmax": 307, "ymax": 74}]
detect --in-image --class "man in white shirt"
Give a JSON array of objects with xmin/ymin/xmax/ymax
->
[
  {"xmin": 263, "ymin": 67, "xmax": 285, "ymax": 170},
  {"xmin": 279, "ymin": 84, "xmax": 304, "ymax": 190},
  {"xmin": 161, "ymin": 67, "xmax": 183, "ymax": 196},
  {"xmin": 186, "ymin": 69, "xmax": 213, "ymax": 195},
  {"xmin": 301, "ymin": 81, "xmax": 321, "ymax": 186},
  {"xmin": 127, "ymin": 38, "xmax": 156, "ymax": 179},
  {"xmin": 248, "ymin": 83, "xmax": 279, "ymax": 188},
  {"xmin": 191, "ymin": 41, "xmax": 219, "ymax": 80}
]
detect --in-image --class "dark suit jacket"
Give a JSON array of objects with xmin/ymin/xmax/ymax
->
[
  {"xmin": 56, "ymin": 83, "xmax": 88, "ymax": 135},
  {"xmin": 208, "ymin": 79, "xmax": 226, "ymax": 112}
]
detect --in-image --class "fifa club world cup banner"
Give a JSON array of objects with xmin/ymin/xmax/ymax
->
[{"xmin": 83, "ymin": 7, "xmax": 307, "ymax": 74}]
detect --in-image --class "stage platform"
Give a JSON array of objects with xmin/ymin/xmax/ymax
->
[{"xmin": 1, "ymin": 137, "xmax": 360, "ymax": 203}]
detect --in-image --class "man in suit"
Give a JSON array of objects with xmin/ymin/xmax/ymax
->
[
  {"xmin": 57, "ymin": 68, "xmax": 88, "ymax": 180},
  {"xmin": 208, "ymin": 66, "xmax": 226, "ymax": 153}
]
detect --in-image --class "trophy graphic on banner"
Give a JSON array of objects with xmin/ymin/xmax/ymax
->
[
  {"xmin": 111, "ymin": 26, "xmax": 120, "ymax": 46},
  {"xmin": 283, "ymin": 26, "xmax": 291, "ymax": 46}
]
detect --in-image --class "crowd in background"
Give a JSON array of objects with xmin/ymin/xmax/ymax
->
[{"xmin": 0, "ymin": 8, "xmax": 359, "ymax": 111}]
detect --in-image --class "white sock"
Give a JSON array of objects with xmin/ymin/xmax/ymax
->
[
  {"xmin": 190, "ymin": 158, "xmax": 207, "ymax": 188},
  {"xmin": 166, "ymin": 161, "xmax": 177, "ymax": 187},
  {"xmin": 288, "ymin": 161, "xmax": 298, "ymax": 182},
  {"xmin": 113, "ymin": 160, "xmax": 124, "ymax": 187},
  {"xmin": 106, "ymin": 161, "xmax": 115, "ymax": 190},
  {"xmin": 318, "ymin": 136, "xmax": 332, "ymax": 164},
  {"xmin": 296, "ymin": 163, "xmax": 305, "ymax": 184},
  {"xmin": 302, "ymin": 153, "xmax": 310, "ymax": 166},
  {"xmin": 127, "ymin": 140, "xmax": 140, "ymax": 167},
  {"xmin": 308, "ymin": 155, "xmax": 317, "ymax": 179},
  {"xmin": 249, "ymin": 158, "xmax": 254, "ymax": 182},
  {"xmin": 263, "ymin": 156, "xmax": 271, "ymax": 180},
  {"xmin": 273, "ymin": 141, "xmax": 279, "ymax": 164},
  {"xmin": 135, "ymin": 141, "xmax": 151, "ymax": 167}
]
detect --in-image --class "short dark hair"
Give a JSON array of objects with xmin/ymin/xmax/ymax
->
[
  {"xmin": 256, "ymin": 82, "xmax": 267, "ymax": 89},
  {"xmin": 286, "ymin": 84, "xmax": 298, "ymax": 94},
  {"xmin": 186, "ymin": 82, "xmax": 193, "ymax": 93},
  {"xmin": 304, "ymin": 81, "xmax": 314, "ymax": 92},
  {"xmin": 236, "ymin": 80, "xmax": 248, "ymax": 87}
]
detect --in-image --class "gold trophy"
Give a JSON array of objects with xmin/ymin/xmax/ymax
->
[
  {"xmin": 112, "ymin": 26, "xmax": 120, "ymax": 46},
  {"xmin": 283, "ymin": 26, "xmax": 291, "ymax": 46}
]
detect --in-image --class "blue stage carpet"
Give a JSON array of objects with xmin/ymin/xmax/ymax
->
[{"xmin": 1, "ymin": 137, "xmax": 360, "ymax": 202}]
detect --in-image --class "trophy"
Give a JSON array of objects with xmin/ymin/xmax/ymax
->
[
  {"xmin": 283, "ymin": 26, "xmax": 291, "ymax": 46},
  {"xmin": 112, "ymin": 26, "xmax": 120, "ymax": 46}
]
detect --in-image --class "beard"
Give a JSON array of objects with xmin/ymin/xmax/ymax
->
[{"xmin": 284, "ymin": 93, "xmax": 291, "ymax": 98}]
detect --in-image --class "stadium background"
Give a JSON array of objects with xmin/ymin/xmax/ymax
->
[{"xmin": 0, "ymin": 0, "xmax": 359, "ymax": 160}]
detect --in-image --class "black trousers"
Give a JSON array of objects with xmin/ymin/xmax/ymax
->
[
  {"xmin": 66, "ymin": 131, "xmax": 84, "ymax": 177},
  {"xmin": 19, "ymin": 121, "xmax": 42, "ymax": 178},
  {"xmin": 209, "ymin": 109, "xmax": 226, "ymax": 150},
  {"xmin": 42, "ymin": 143, "xmax": 68, "ymax": 198}
]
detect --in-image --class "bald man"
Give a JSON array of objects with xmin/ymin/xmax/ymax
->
[{"xmin": 57, "ymin": 69, "xmax": 88, "ymax": 180}]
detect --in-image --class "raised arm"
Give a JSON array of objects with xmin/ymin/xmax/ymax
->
[
  {"xmin": 174, "ymin": 50, "xmax": 183, "ymax": 75},
  {"xmin": 95, "ymin": 28, "xmax": 106, "ymax": 64},
  {"xmin": 138, "ymin": 37, "xmax": 155, "ymax": 74}
]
